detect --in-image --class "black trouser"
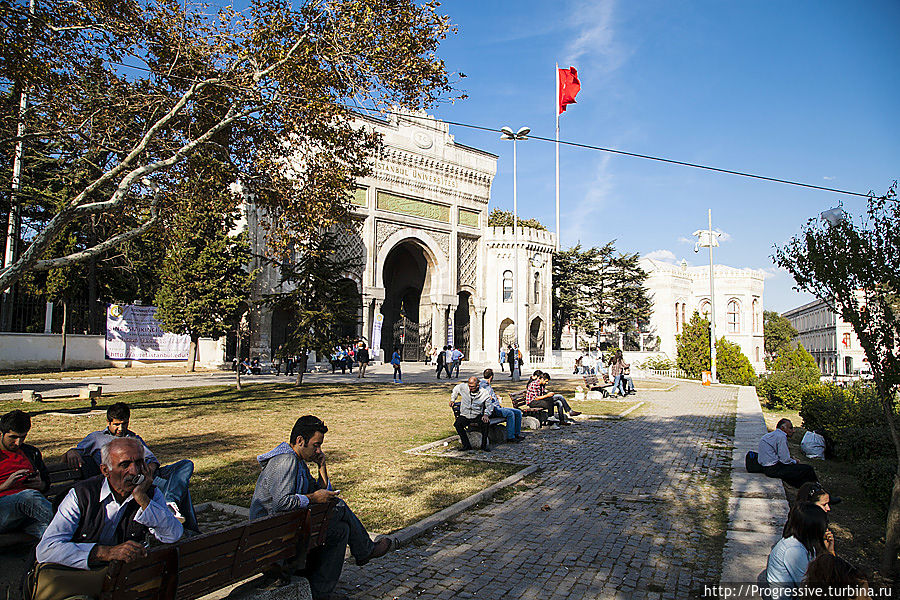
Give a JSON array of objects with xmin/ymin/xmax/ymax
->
[
  {"xmin": 763, "ymin": 462, "xmax": 818, "ymax": 488},
  {"xmin": 436, "ymin": 362, "xmax": 444, "ymax": 378},
  {"xmin": 300, "ymin": 500, "xmax": 374, "ymax": 600},
  {"xmin": 454, "ymin": 415, "xmax": 489, "ymax": 449}
]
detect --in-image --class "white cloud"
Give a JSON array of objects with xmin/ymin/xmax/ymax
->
[
  {"xmin": 761, "ymin": 266, "xmax": 789, "ymax": 280},
  {"xmin": 563, "ymin": 154, "xmax": 613, "ymax": 243},
  {"xmin": 823, "ymin": 176, "xmax": 836, "ymax": 181},
  {"xmin": 645, "ymin": 249, "xmax": 676, "ymax": 263},
  {"xmin": 715, "ymin": 228, "xmax": 731, "ymax": 242},
  {"xmin": 677, "ymin": 236, "xmax": 693, "ymax": 244},
  {"xmin": 564, "ymin": 0, "xmax": 627, "ymax": 75}
]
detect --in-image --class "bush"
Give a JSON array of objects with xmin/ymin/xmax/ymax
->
[
  {"xmin": 854, "ymin": 458, "xmax": 897, "ymax": 509},
  {"xmin": 715, "ymin": 338, "xmax": 757, "ymax": 386},
  {"xmin": 637, "ymin": 355, "xmax": 675, "ymax": 371},
  {"xmin": 757, "ymin": 343, "xmax": 821, "ymax": 410}
]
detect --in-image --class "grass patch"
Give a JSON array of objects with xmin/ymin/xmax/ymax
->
[
  {"xmin": 8, "ymin": 382, "xmax": 521, "ymax": 534},
  {"xmin": 762, "ymin": 407, "xmax": 887, "ymax": 583},
  {"xmin": 0, "ymin": 365, "xmax": 220, "ymax": 379}
]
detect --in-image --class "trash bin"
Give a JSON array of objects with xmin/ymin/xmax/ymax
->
[{"xmin": 701, "ymin": 371, "xmax": 712, "ymax": 386}]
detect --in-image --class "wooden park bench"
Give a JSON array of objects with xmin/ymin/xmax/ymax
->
[
  {"xmin": 510, "ymin": 390, "xmax": 548, "ymax": 426},
  {"xmin": 582, "ymin": 373, "xmax": 613, "ymax": 398},
  {"xmin": 95, "ymin": 499, "xmax": 337, "ymax": 600},
  {"xmin": 450, "ymin": 402, "xmax": 506, "ymax": 444}
]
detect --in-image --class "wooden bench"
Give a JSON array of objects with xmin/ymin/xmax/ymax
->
[
  {"xmin": 98, "ymin": 500, "xmax": 337, "ymax": 600},
  {"xmin": 582, "ymin": 374, "xmax": 613, "ymax": 398},
  {"xmin": 450, "ymin": 402, "xmax": 506, "ymax": 444},
  {"xmin": 510, "ymin": 391, "xmax": 548, "ymax": 426}
]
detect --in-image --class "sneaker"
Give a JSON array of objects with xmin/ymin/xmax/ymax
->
[
  {"xmin": 549, "ymin": 424, "xmax": 561, "ymax": 430},
  {"xmin": 547, "ymin": 416, "xmax": 560, "ymax": 423},
  {"xmin": 167, "ymin": 502, "xmax": 185, "ymax": 523},
  {"xmin": 569, "ymin": 411, "xmax": 582, "ymax": 417}
]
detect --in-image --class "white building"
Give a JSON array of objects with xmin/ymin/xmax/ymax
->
[
  {"xmin": 243, "ymin": 111, "xmax": 555, "ymax": 365},
  {"xmin": 639, "ymin": 257, "xmax": 766, "ymax": 372},
  {"xmin": 782, "ymin": 298, "xmax": 866, "ymax": 376}
]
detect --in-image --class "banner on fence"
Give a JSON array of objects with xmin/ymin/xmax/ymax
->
[{"xmin": 105, "ymin": 304, "xmax": 191, "ymax": 360}]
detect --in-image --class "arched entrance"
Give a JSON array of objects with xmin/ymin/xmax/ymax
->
[
  {"xmin": 454, "ymin": 291, "xmax": 472, "ymax": 357},
  {"xmin": 499, "ymin": 318, "xmax": 515, "ymax": 351},
  {"xmin": 382, "ymin": 241, "xmax": 434, "ymax": 360},
  {"xmin": 529, "ymin": 316, "xmax": 545, "ymax": 361},
  {"xmin": 334, "ymin": 277, "xmax": 362, "ymax": 341}
]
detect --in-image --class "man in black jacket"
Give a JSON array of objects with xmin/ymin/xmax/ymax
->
[{"xmin": 0, "ymin": 410, "xmax": 52, "ymax": 539}]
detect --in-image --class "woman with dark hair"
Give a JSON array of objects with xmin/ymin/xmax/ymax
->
[
  {"xmin": 803, "ymin": 554, "xmax": 868, "ymax": 597},
  {"xmin": 767, "ymin": 502, "xmax": 835, "ymax": 591},
  {"xmin": 782, "ymin": 483, "xmax": 836, "ymax": 536}
]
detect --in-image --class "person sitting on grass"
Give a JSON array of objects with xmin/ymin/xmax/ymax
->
[
  {"xmin": 783, "ymin": 483, "xmax": 841, "ymax": 538},
  {"xmin": 35, "ymin": 438, "xmax": 182, "ymax": 592},
  {"xmin": 0, "ymin": 410, "xmax": 52, "ymax": 540},
  {"xmin": 767, "ymin": 502, "xmax": 834, "ymax": 594},
  {"xmin": 64, "ymin": 402, "xmax": 199, "ymax": 533},
  {"xmin": 250, "ymin": 416, "xmax": 392, "ymax": 600},
  {"xmin": 450, "ymin": 376, "xmax": 494, "ymax": 452},
  {"xmin": 803, "ymin": 554, "xmax": 869, "ymax": 597},
  {"xmin": 480, "ymin": 369, "xmax": 523, "ymax": 443},
  {"xmin": 759, "ymin": 419, "xmax": 819, "ymax": 489}
]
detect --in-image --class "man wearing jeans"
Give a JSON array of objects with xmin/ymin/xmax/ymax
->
[
  {"xmin": 64, "ymin": 402, "xmax": 199, "ymax": 533},
  {"xmin": 480, "ymin": 369, "xmax": 523, "ymax": 442},
  {"xmin": 450, "ymin": 377, "xmax": 493, "ymax": 451},
  {"xmin": 0, "ymin": 410, "xmax": 52, "ymax": 539}
]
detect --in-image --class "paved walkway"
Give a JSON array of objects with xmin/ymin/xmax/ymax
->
[{"xmin": 338, "ymin": 382, "xmax": 737, "ymax": 600}]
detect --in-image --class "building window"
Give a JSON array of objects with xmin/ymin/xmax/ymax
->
[
  {"xmin": 752, "ymin": 299, "xmax": 759, "ymax": 333},
  {"xmin": 699, "ymin": 300, "xmax": 711, "ymax": 320},
  {"xmin": 682, "ymin": 304, "xmax": 686, "ymax": 330},
  {"xmin": 727, "ymin": 299, "xmax": 741, "ymax": 333},
  {"xmin": 755, "ymin": 347, "xmax": 760, "ymax": 362},
  {"xmin": 675, "ymin": 302, "xmax": 681, "ymax": 332},
  {"xmin": 533, "ymin": 272, "xmax": 541, "ymax": 304},
  {"xmin": 502, "ymin": 270, "xmax": 513, "ymax": 302}
]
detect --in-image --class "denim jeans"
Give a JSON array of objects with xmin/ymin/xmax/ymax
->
[
  {"xmin": 153, "ymin": 459, "xmax": 199, "ymax": 532},
  {"xmin": 613, "ymin": 374, "xmax": 626, "ymax": 395},
  {"xmin": 493, "ymin": 407, "xmax": 522, "ymax": 440},
  {"xmin": 552, "ymin": 394, "xmax": 573, "ymax": 412},
  {"xmin": 303, "ymin": 499, "xmax": 374, "ymax": 599},
  {"xmin": 0, "ymin": 488, "xmax": 53, "ymax": 538}
]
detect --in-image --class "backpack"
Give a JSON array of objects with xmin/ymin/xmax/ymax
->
[{"xmin": 745, "ymin": 450, "xmax": 763, "ymax": 473}]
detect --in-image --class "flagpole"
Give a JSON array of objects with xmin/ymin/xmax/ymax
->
[{"xmin": 555, "ymin": 64, "xmax": 560, "ymax": 253}]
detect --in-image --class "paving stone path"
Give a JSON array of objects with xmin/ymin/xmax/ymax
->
[{"xmin": 338, "ymin": 382, "xmax": 737, "ymax": 600}]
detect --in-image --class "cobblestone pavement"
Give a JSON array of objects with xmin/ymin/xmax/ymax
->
[{"xmin": 338, "ymin": 382, "xmax": 737, "ymax": 600}]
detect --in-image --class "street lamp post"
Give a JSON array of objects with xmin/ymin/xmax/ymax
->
[
  {"xmin": 501, "ymin": 126, "xmax": 530, "ymax": 381},
  {"xmin": 693, "ymin": 209, "xmax": 720, "ymax": 382}
]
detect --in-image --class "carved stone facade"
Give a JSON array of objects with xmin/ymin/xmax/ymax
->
[{"xmin": 242, "ymin": 111, "xmax": 555, "ymax": 365}]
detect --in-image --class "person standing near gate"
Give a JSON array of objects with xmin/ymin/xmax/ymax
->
[
  {"xmin": 449, "ymin": 347, "xmax": 463, "ymax": 379},
  {"xmin": 391, "ymin": 347, "xmax": 403, "ymax": 384},
  {"xmin": 356, "ymin": 343, "xmax": 370, "ymax": 379}
]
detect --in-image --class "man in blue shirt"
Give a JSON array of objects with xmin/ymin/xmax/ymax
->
[
  {"xmin": 480, "ymin": 369, "xmax": 523, "ymax": 443},
  {"xmin": 758, "ymin": 418, "xmax": 818, "ymax": 488},
  {"xmin": 63, "ymin": 402, "xmax": 199, "ymax": 533},
  {"xmin": 250, "ymin": 416, "xmax": 392, "ymax": 600}
]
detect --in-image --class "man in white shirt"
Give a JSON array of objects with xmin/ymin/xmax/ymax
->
[
  {"xmin": 36, "ymin": 437, "xmax": 183, "ymax": 574},
  {"xmin": 758, "ymin": 419, "xmax": 818, "ymax": 488}
]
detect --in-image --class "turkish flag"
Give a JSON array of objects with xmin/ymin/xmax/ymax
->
[{"xmin": 558, "ymin": 67, "xmax": 581, "ymax": 114}]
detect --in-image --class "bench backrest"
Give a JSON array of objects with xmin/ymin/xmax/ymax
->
[
  {"xmin": 98, "ymin": 502, "xmax": 338, "ymax": 600},
  {"xmin": 510, "ymin": 391, "xmax": 528, "ymax": 409},
  {"xmin": 45, "ymin": 462, "xmax": 83, "ymax": 501}
]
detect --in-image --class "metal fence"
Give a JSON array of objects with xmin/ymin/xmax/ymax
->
[{"xmin": 0, "ymin": 295, "xmax": 106, "ymax": 335}]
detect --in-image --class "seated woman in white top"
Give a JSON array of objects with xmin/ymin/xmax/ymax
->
[{"xmin": 767, "ymin": 502, "xmax": 835, "ymax": 594}]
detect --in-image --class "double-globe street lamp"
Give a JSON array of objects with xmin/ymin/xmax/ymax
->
[{"xmin": 500, "ymin": 126, "xmax": 530, "ymax": 380}]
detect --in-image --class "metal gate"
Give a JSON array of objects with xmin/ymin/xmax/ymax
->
[
  {"xmin": 455, "ymin": 321, "xmax": 470, "ymax": 357},
  {"xmin": 393, "ymin": 316, "xmax": 429, "ymax": 362}
]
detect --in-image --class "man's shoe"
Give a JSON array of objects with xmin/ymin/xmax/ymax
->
[
  {"xmin": 569, "ymin": 411, "xmax": 582, "ymax": 417},
  {"xmin": 515, "ymin": 434, "xmax": 526, "ymax": 441},
  {"xmin": 356, "ymin": 537, "xmax": 393, "ymax": 566},
  {"xmin": 549, "ymin": 424, "xmax": 561, "ymax": 430},
  {"xmin": 167, "ymin": 502, "xmax": 186, "ymax": 524},
  {"xmin": 547, "ymin": 416, "xmax": 560, "ymax": 423}
]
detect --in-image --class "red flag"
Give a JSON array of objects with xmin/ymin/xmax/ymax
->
[{"xmin": 558, "ymin": 67, "xmax": 581, "ymax": 115}]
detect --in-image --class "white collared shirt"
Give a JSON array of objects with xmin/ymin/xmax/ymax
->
[{"xmin": 36, "ymin": 478, "xmax": 183, "ymax": 569}]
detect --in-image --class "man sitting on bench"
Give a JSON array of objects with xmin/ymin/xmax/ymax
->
[
  {"xmin": 451, "ymin": 376, "xmax": 494, "ymax": 451},
  {"xmin": 0, "ymin": 410, "xmax": 52, "ymax": 540},
  {"xmin": 526, "ymin": 373, "xmax": 579, "ymax": 427},
  {"xmin": 64, "ymin": 402, "xmax": 199, "ymax": 533},
  {"xmin": 35, "ymin": 438, "xmax": 182, "ymax": 591},
  {"xmin": 480, "ymin": 369, "xmax": 523, "ymax": 443},
  {"xmin": 250, "ymin": 416, "xmax": 392, "ymax": 600}
]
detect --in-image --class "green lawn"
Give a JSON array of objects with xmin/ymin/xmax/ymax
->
[{"xmin": 6, "ymin": 382, "xmax": 527, "ymax": 534}]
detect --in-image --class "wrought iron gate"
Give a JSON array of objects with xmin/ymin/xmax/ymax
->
[
  {"xmin": 392, "ymin": 316, "xmax": 430, "ymax": 362},
  {"xmin": 454, "ymin": 321, "xmax": 470, "ymax": 357}
]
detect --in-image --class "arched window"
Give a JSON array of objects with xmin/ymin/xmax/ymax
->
[
  {"xmin": 502, "ymin": 270, "xmax": 513, "ymax": 302},
  {"xmin": 675, "ymin": 302, "xmax": 680, "ymax": 332},
  {"xmin": 727, "ymin": 299, "xmax": 741, "ymax": 333},
  {"xmin": 755, "ymin": 346, "xmax": 760, "ymax": 362},
  {"xmin": 682, "ymin": 304, "xmax": 686, "ymax": 330},
  {"xmin": 699, "ymin": 300, "xmax": 711, "ymax": 320},
  {"xmin": 752, "ymin": 299, "xmax": 759, "ymax": 333},
  {"xmin": 533, "ymin": 272, "xmax": 541, "ymax": 304}
]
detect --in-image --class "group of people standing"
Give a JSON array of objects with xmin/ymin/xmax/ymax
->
[{"xmin": 432, "ymin": 345, "xmax": 464, "ymax": 379}]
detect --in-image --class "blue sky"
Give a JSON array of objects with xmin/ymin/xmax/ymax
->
[{"xmin": 424, "ymin": 0, "xmax": 899, "ymax": 312}]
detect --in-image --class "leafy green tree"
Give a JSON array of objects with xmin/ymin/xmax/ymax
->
[
  {"xmin": 715, "ymin": 338, "xmax": 756, "ymax": 386},
  {"xmin": 487, "ymin": 209, "xmax": 547, "ymax": 231},
  {"xmin": 551, "ymin": 242, "xmax": 614, "ymax": 348},
  {"xmin": 266, "ymin": 228, "xmax": 363, "ymax": 385},
  {"xmin": 774, "ymin": 182, "xmax": 900, "ymax": 584},
  {"xmin": 154, "ymin": 179, "xmax": 253, "ymax": 371},
  {"xmin": 607, "ymin": 252, "xmax": 653, "ymax": 349},
  {"xmin": 0, "ymin": 0, "xmax": 457, "ymax": 293},
  {"xmin": 757, "ymin": 343, "xmax": 822, "ymax": 409},
  {"xmin": 764, "ymin": 310, "xmax": 799, "ymax": 362},
  {"xmin": 676, "ymin": 311, "xmax": 710, "ymax": 379}
]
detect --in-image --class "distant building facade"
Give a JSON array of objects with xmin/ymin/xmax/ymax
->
[
  {"xmin": 639, "ymin": 257, "xmax": 766, "ymax": 372},
  {"xmin": 782, "ymin": 298, "xmax": 866, "ymax": 376},
  {"xmin": 240, "ymin": 111, "xmax": 554, "ymax": 365}
]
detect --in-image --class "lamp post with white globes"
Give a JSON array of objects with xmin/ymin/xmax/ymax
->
[
  {"xmin": 693, "ymin": 209, "xmax": 721, "ymax": 383},
  {"xmin": 501, "ymin": 126, "xmax": 529, "ymax": 380}
]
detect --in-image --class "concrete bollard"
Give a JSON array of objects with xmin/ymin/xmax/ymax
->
[
  {"xmin": 22, "ymin": 390, "xmax": 43, "ymax": 402},
  {"xmin": 79, "ymin": 385, "xmax": 102, "ymax": 408}
]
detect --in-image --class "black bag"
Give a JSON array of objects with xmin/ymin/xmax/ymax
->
[{"xmin": 745, "ymin": 450, "xmax": 763, "ymax": 473}]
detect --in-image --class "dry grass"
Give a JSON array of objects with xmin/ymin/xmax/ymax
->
[
  {"xmin": 762, "ymin": 407, "xmax": 888, "ymax": 584},
  {"xmin": 5, "ymin": 381, "xmax": 524, "ymax": 534},
  {"xmin": 0, "ymin": 366, "xmax": 220, "ymax": 380}
]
